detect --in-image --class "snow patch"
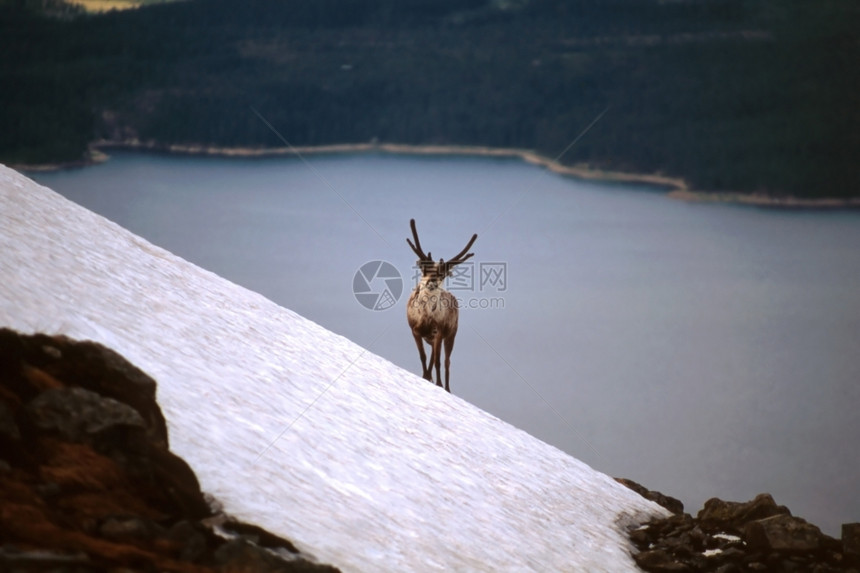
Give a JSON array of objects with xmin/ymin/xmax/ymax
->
[
  {"xmin": 0, "ymin": 164, "xmax": 669, "ymax": 571},
  {"xmin": 713, "ymin": 533, "xmax": 743, "ymax": 543}
]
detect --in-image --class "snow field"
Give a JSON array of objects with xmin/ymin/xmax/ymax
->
[{"xmin": 0, "ymin": 164, "xmax": 668, "ymax": 571}]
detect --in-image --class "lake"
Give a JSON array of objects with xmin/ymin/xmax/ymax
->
[{"xmin": 29, "ymin": 150, "xmax": 860, "ymax": 534}]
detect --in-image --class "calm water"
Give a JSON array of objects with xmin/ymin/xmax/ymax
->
[{"xmin": 30, "ymin": 151, "xmax": 860, "ymax": 534}]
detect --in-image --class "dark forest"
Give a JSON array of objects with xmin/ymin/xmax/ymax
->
[{"xmin": 1, "ymin": 0, "xmax": 857, "ymax": 197}]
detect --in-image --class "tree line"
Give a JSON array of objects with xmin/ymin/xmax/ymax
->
[{"xmin": 1, "ymin": 0, "xmax": 857, "ymax": 197}]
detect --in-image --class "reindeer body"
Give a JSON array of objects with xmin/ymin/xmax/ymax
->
[{"xmin": 406, "ymin": 219, "xmax": 477, "ymax": 392}]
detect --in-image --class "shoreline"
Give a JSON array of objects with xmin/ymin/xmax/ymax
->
[
  {"xmin": 15, "ymin": 139, "xmax": 860, "ymax": 208},
  {"xmin": 14, "ymin": 147, "xmax": 112, "ymax": 173},
  {"xmin": 92, "ymin": 139, "xmax": 691, "ymax": 192},
  {"xmin": 667, "ymin": 188, "xmax": 860, "ymax": 209}
]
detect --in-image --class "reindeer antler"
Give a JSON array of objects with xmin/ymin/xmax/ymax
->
[
  {"xmin": 407, "ymin": 218, "xmax": 432, "ymax": 262},
  {"xmin": 446, "ymin": 232, "xmax": 478, "ymax": 266},
  {"xmin": 408, "ymin": 219, "xmax": 478, "ymax": 276},
  {"xmin": 442, "ymin": 232, "xmax": 478, "ymax": 277}
]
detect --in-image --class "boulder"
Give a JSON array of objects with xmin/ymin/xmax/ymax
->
[
  {"xmin": 16, "ymin": 332, "xmax": 169, "ymax": 445},
  {"xmin": 843, "ymin": 523, "xmax": 860, "ymax": 560},
  {"xmin": 27, "ymin": 386, "xmax": 146, "ymax": 443},
  {"xmin": 697, "ymin": 493, "xmax": 790, "ymax": 530},
  {"xmin": 744, "ymin": 514, "xmax": 822, "ymax": 552}
]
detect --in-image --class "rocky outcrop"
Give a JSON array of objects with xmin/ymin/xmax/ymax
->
[
  {"xmin": 0, "ymin": 328, "xmax": 339, "ymax": 573},
  {"xmin": 619, "ymin": 486, "xmax": 860, "ymax": 573},
  {"xmin": 616, "ymin": 478, "xmax": 686, "ymax": 516}
]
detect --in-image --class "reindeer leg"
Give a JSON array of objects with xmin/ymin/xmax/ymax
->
[
  {"xmin": 412, "ymin": 331, "xmax": 431, "ymax": 381},
  {"xmin": 443, "ymin": 334, "xmax": 455, "ymax": 393},
  {"xmin": 432, "ymin": 333, "xmax": 443, "ymax": 388}
]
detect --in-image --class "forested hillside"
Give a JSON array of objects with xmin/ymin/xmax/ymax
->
[{"xmin": 1, "ymin": 0, "xmax": 857, "ymax": 197}]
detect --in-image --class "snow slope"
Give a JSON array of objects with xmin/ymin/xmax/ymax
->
[{"xmin": 0, "ymin": 164, "xmax": 668, "ymax": 571}]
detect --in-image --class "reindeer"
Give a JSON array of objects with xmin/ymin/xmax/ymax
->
[{"xmin": 406, "ymin": 219, "xmax": 478, "ymax": 393}]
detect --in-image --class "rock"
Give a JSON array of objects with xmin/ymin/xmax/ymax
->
[
  {"xmin": 214, "ymin": 538, "xmax": 340, "ymax": 573},
  {"xmin": 646, "ymin": 512, "xmax": 694, "ymax": 541},
  {"xmin": 718, "ymin": 547, "xmax": 747, "ymax": 562},
  {"xmin": 745, "ymin": 514, "xmax": 822, "ymax": 552},
  {"xmin": 0, "ymin": 329, "xmax": 168, "ymax": 444},
  {"xmin": 214, "ymin": 538, "xmax": 281, "ymax": 572},
  {"xmin": 634, "ymin": 548, "xmax": 691, "ymax": 572},
  {"xmin": 42, "ymin": 336, "xmax": 169, "ymax": 446},
  {"xmin": 0, "ymin": 398, "xmax": 25, "ymax": 465},
  {"xmin": 99, "ymin": 515, "xmax": 156, "ymax": 541},
  {"xmin": 222, "ymin": 519, "xmax": 301, "ymax": 554},
  {"xmin": 843, "ymin": 523, "xmax": 860, "ymax": 562},
  {"xmin": 167, "ymin": 520, "xmax": 208, "ymax": 562},
  {"xmin": 813, "ymin": 566, "xmax": 851, "ymax": 573},
  {"xmin": 628, "ymin": 494, "xmax": 857, "ymax": 573},
  {"xmin": 0, "ymin": 400, "xmax": 20, "ymax": 441},
  {"xmin": 616, "ymin": 477, "xmax": 685, "ymax": 515},
  {"xmin": 697, "ymin": 493, "xmax": 790, "ymax": 530},
  {"xmin": 688, "ymin": 526, "xmax": 706, "ymax": 548},
  {"xmin": 26, "ymin": 386, "xmax": 146, "ymax": 444},
  {"xmin": 142, "ymin": 439, "xmax": 212, "ymax": 519},
  {"xmin": 41, "ymin": 344, "xmax": 62, "ymax": 359},
  {"xmin": 0, "ymin": 329, "xmax": 30, "ymax": 399},
  {"xmin": 0, "ymin": 547, "xmax": 91, "ymax": 567},
  {"xmin": 35, "ymin": 481, "xmax": 62, "ymax": 498},
  {"xmin": 630, "ymin": 526, "xmax": 653, "ymax": 547}
]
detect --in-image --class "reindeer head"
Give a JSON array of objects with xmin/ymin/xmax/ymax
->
[{"xmin": 407, "ymin": 219, "xmax": 478, "ymax": 292}]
